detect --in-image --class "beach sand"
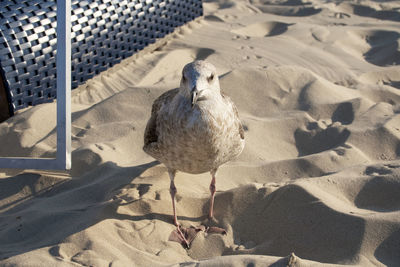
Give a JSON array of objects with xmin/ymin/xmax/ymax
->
[{"xmin": 1, "ymin": 0, "xmax": 400, "ymax": 266}]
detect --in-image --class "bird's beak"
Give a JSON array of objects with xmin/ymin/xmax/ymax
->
[{"xmin": 191, "ymin": 90, "xmax": 199, "ymax": 108}]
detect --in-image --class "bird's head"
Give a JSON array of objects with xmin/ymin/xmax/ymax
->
[{"xmin": 179, "ymin": 60, "xmax": 220, "ymax": 107}]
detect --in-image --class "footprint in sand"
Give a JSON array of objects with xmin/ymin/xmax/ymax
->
[
  {"xmin": 204, "ymin": 15, "xmax": 225, "ymax": 22},
  {"xmin": 363, "ymin": 30, "xmax": 400, "ymax": 67},
  {"xmin": 294, "ymin": 121, "xmax": 351, "ymax": 156},
  {"xmin": 336, "ymin": 29, "xmax": 400, "ymax": 67},
  {"xmin": 223, "ymin": 14, "xmax": 238, "ymax": 20},
  {"xmin": 249, "ymin": 0, "xmax": 321, "ymax": 17},
  {"xmin": 383, "ymin": 80, "xmax": 400, "ymax": 90},
  {"xmin": 332, "ymin": 12, "xmax": 351, "ymax": 19},
  {"xmin": 239, "ymin": 45, "xmax": 254, "ymax": 50},
  {"xmin": 351, "ymin": 3, "xmax": 400, "ymax": 22},
  {"xmin": 231, "ymin": 21, "xmax": 293, "ymax": 38},
  {"xmin": 114, "ymin": 183, "xmax": 153, "ymax": 203},
  {"xmin": 232, "ymin": 35, "xmax": 251, "ymax": 40},
  {"xmin": 365, "ymin": 165, "xmax": 393, "ymax": 176},
  {"xmin": 311, "ymin": 27, "xmax": 330, "ymax": 42},
  {"xmin": 355, "ymin": 172, "xmax": 400, "ymax": 212},
  {"xmin": 237, "ymin": 45, "xmax": 262, "ymax": 60}
]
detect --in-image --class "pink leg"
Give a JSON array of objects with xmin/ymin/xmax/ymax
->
[
  {"xmin": 168, "ymin": 169, "xmax": 189, "ymax": 248},
  {"xmin": 209, "ymin": 169, "xmax": 217, "ymax": 219},
  {"xmin": 169, "ymin": 176, "xmax": 179, "ymax": 226},
  {"xmin": 205, "ymin": 168, "xmax": 226, "ymax": 235}
]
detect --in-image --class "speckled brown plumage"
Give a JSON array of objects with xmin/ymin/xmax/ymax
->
[
  {"xmin": 143, "ymin": 67, "xmax": 244, "ymax": 173},
  {"xmin": 143, "ymin": 60, "xmax": 245, "ymax": 248}
]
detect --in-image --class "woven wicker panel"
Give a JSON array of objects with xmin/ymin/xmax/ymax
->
[{"xmin": 0, "ymin": 0, "xmax": 203, "ymax": 114}]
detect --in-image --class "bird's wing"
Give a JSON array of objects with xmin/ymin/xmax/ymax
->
[
  {"xmin": 221, "ymin": 92, "xmax": 245, "ymax": 140},
  {"xmin": 144, "ymin": 88, "xmax": 179, "ymax": 148}
]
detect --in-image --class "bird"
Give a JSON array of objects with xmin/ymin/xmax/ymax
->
[{"xmin": 143, "ymin": 60, "xmax": 245, "ymax": 248}]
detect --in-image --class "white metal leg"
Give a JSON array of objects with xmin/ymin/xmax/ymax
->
[{"xmin": 0, "ymin": 0, "xmax": 71, "ymax": 170}]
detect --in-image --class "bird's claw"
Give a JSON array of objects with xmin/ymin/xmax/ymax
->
[{"xmin": 169, "ymin": 224, "xmax": 190, "ymax": 248}]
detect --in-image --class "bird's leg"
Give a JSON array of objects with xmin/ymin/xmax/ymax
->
[
  {"xmin": 169, "ymin": 172, "xmax": 179, "ymax": 226},
  {"xmin": 168, "ymin": 169, "xmax": 190, "ymax": 248},
  {"xmin": 209, "ymin": 169, "xmax": 217, "ymax": 219},
  {"xmin": 204, "ymin": 168, "xmax": 226, "ymax": 235}
]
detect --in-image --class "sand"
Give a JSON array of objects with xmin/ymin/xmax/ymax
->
[{"xmin": 1, "ymin": 0, "xmax": 400, "ymax": 266}]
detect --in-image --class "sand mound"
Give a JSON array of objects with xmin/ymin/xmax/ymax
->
[
  {"xmin": 232, "ymin": 21, "xmax": 293, "ymax": 37},
  {"xmin": 1, "ymin": 0, "xmax": 400, "ymax": 266}
]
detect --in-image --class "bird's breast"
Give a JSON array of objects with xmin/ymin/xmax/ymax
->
[{"xmin": 156, "ymin": 101, "xmax": 243, "ymax": 173}]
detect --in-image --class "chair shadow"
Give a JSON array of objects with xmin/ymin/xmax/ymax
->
[{"xmin": 0, "ymin": 160, "xmax": 206, "ymax": 260}]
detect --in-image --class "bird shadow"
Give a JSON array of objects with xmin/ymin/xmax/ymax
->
[
  {"xmin": 113, "ymin": 210, "xmax": 207, "ymax": 225},
  {"xmin": 0, "ymin": 160, "xmax": 206, "ymax": 260},
  {"xmin": 113, "ymin": 194, "xmax": 209, "ymax": 224}
]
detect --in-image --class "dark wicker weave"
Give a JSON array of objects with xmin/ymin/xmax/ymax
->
[{"xmin": 0, "ymin": 0, "xmax": 203, "ymax": 115}]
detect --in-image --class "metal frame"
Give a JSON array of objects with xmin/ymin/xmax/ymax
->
[
  {"xmin": 0, "ymin": 0, "xmax": 71, "ymax": 170},
  {"xmin": 1, "ymin": 0, "xmax": 203, "ymax": 114}
]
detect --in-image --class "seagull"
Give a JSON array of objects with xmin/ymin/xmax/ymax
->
[{"xmin": 143, "ymin": 60, "xmax": 245, "ymax": 248}]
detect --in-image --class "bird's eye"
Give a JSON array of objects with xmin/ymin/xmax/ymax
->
[
  {"xmin": 182, "ymin": 75, "xmax": 186, "ymax": 82},
  {"xmin": 207, "ymin": 73, "xmax": 214, "ymax": 83}
]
